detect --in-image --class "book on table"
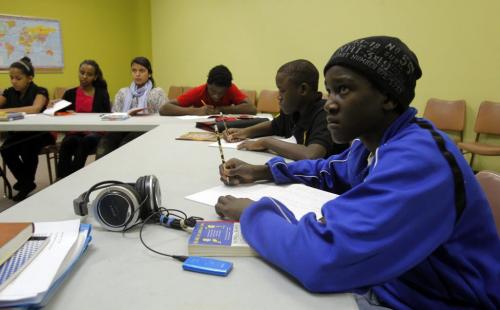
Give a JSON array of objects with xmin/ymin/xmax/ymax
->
[
  {"xmin": 0, "ymin": 220, "xmax": 92, "ymax": 308},
  {"xmin": 196, "ymin": 116, "xmax": 269, "ymax": 132},
  {"xmin": 176, "ymin": 131, "xmax": 218, "ymax": 142},
  {"xmin": 100, "ymin": 107, "xmax": 149, "ymax": 120},
  {"xmin": 0, "ymin": 236, "xmax": 49, "ymax": 291},
  {"xmin": 0, "ymin": 222, "xmax": 33, "ymax": 266},
  {"xmin": 43, "ymin": 100, "xmax": 72, "ymax": 116},
  {"xmin": 188, "ymin": 221, "xmax": 257, "ymax": 257},
  {"xmin": 100, "ymin": 112, "xmax": 130, "ymax": 120},
  {"xmin": 0, "ymin": 112, "xmax": 25, "ymax": 121}
]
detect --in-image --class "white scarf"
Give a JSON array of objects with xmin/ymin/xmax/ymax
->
[{"xmin": 123, "ymin": 80, "xmax": 153, "ymax": 112}]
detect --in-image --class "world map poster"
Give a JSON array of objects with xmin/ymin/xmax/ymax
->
[{"xmin": 0, "ymin": 15, "xmax": 63, "ymax": 71}]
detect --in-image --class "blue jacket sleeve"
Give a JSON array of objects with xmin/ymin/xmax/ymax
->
[
  {"xmin": 267, "ymin": 143, "xmax": 354, "ymax": 194},
  {"xmin": 242, "ymin": 136, "xmax": 457, "ymax": 293}
]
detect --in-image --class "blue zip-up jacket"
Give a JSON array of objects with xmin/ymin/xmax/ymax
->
[{"xmin": 240, "ymin": 108, "xmax": 500, "ymax": 309}]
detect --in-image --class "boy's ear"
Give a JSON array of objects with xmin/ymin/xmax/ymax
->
[
  {"xmin": 298, "ymin": 82, "xmax": 310, "ymax": 95},
  {"xmin": 382, "ymin": 96, "xmax": 397, "ymax": 111}
]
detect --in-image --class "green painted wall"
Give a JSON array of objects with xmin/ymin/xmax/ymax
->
[
  {"xmin": 0, "ymin": 0, "xmax": 152, "ymax": 98},
  {"xmin": 151, "ymin": 0, "xmax": 500, "ymax": 171},
  {"xmin": 1, "ymin": 0, "xmax": 499, "ymax": 171}
]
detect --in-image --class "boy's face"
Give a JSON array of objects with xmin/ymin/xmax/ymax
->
[
  {"xmin": 324, "ymin": 65, "xmax": 389, "ymax": 144},
  {"xmin": 207, "ymin": 84, "xmax": 228, "ymax": 103},
  {"xmin": 276, "ymin": 72, "xmax": 301, "ymax": 115}
]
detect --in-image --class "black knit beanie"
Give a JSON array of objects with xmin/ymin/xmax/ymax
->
[{"xmin": 324, "ymin": 36, "xmax": 422, "ymax": 107}]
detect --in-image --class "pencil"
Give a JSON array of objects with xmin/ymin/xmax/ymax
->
[
  {"xmin": 213, "ymin": 124, "xmax": 226, "ymax": 165},
  {"xmin": 219, "ymin": 112, "xmax": 228, "ymax": 133}
]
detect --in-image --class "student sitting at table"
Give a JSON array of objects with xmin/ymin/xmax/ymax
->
[
  {"xmin": 95, "ymin": 56, "xmax": 166, "ymax": 159},
  {"xmin": 223, "ymin": 59, "xmax": 348, "ymax": 160},
  {"xmin": 55, "ymin": 60, "xmax": 111, "ymax": 179},
  {"xmin": 0, "ymin": 57, "xmax": 55, "ymax": 201},
  {"xmin": 159, "ymin": 65, "xmax": 256, "ymax": 116},
  {"xmin": 215, "ymin": 36, "xmax": 500, "ymax": 309}
]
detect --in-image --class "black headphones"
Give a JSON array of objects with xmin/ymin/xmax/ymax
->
[{"xmin": 73, "ymin": 175, "xmax": 161, "ymax": 231}]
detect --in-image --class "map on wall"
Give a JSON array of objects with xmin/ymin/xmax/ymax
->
[{"xmin": 0, "ymin": 15, "xmax": 63, "ymax": 71}]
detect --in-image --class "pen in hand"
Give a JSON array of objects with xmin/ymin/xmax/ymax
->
[
  {"xmin": 214, "ymin": 125, "xmax": 226, "ymax": 164},
  {"xmin": 219, "ymin": 112, "xmax": 228, "ymax": 135},
  {"xmin": 214, "ymin": 125, "xmax": 229, "ymax": 183}
]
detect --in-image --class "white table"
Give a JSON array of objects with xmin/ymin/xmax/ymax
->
[
  {"xmin": 0, "ymin": 117, "xmax": 357, "ymax": 309},
  {"xmin": 0, "ymin": 113, "xmax": 170, "ymax": 131}
]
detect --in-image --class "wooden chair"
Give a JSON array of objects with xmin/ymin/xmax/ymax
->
[
  {"xmin": 167, "ymin": 86, "xmax": 183, "ymax": 100},
  {"xmin": 2, "ymin": 141, "xmax": 59, "ymax": 188},
  {"xmin": 476, "ymin": 170, "xmax": 500, "ymax": 235},
  {"xmin": 241, "ymin": 89, "xmax": 257, "ymax": 106},
  {"xmin": 53, "ymin": 87, "xmax": 68, "ymax": 99},
  {"xmin": 423, "ymin": 98, "xmax": 466, "ymax": 142},
  {"xmin": 39, "ymin": 143, "xmax": 60, "ymax": 184},
  {"xmin": 256, "ymin": 90, "xmax": 280, "ymax": 114},
  {"xmin": 181, "ymin": 86, "xmax": 193, "ymax": 94},
  {"xmin": 458, "ymin": 101, "xmax": 500, "ymax": 167}
]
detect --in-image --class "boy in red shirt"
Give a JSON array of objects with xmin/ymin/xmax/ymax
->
[{"xmin": 160, "ymin": 65, "xmax": 256, "ymax": 116}]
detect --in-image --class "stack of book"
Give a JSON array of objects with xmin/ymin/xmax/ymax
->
[
  {"xmin": 0, "ymin": 220, "xmax": 92, "ymax": 308},
  {"xmin": 188, "ymin": 221, "xmax": 257, "ymax": 257},
  {"xmin": 0, "ymin": 112, "xmax": 25, "ymax": 121}
]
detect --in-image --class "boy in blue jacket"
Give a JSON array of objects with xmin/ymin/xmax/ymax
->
[{"xmin": 215, "ymin": 36, "xmax": 500, "ymax": 309}]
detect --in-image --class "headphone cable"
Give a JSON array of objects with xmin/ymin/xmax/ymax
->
[{"xmin": 138, "ymin": 209, "xmax": 189, "ymax": 262}]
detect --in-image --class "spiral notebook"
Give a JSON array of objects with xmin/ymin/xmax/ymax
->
[{"xmin": 0, "ymin": 236, "xmax": 49, "ymax": 291}]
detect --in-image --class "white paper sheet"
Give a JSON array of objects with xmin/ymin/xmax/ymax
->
[
  {"xmin": 176, "ymin": 115, "xmax": 212, "ymax": 120},
  {"xmin": 42, "ymin": 100, "xmax": 72, "ymax": 116},
  {"xmin": 186, "ymin": 183, "xmax": 337, "ymax": 219}
]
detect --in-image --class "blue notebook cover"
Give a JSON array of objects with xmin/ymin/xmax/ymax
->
[
  {"xmin": 0, "ymin": 236, "xmax": 49, "ymax": 290},
  {"xmin": 36, "ymin": 223, "xmax": 92, "ymax": 308}
]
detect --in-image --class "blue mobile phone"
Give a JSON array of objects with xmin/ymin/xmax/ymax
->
[{"xmin": 182, "ymin": 256, "xmax": 233, "ymax": 276}]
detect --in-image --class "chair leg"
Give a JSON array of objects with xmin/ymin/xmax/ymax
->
[
  {"xmin": 46, "ymin": 153, "xmax": 53, "ymax": 184},
  {"xmin": 469, "ymin": 153, "xmax": 476, "ymax": 168},
  {"xmin": 0, "ymin": 163, "xmax": 12, "ymax": 199}
]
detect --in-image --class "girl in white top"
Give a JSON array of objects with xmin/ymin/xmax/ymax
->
[{"xmin": 95, "ymin": 56, "xmax": 166, "ymax": 158}]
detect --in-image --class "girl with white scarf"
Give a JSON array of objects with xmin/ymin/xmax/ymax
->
[{"xmin": 95, "ymin": 57, "xmax": 166, "ymax": 158}]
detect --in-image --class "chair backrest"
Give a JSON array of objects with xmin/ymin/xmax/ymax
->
[
  {"xmin": 476, "ymin": 170, "xmax": 500, "ymax": 235},
  {"xmin": 257, "ymin": 90, "xmax": 280, "ymax": 113},
  {"xmin": 53, "ymin": 87, "xmax": 68, "ymax": 99},
  {"xmin": 181, "ymin": 86, "xmax": 193, "ymax": 94},
  {"xmin": 241, "ymin": 89, "xmax": 257, "ymax": 106},
  {"xmin": 474, "ymin": 101, "xmax": 500, "ymax": 135},
  {"xmin": 423, "ymin": 98, "xmax": 466, "ymax": 133},
  {"xmin": 167, "ymin": 86, "xmax": 183, "ymax": 100}
]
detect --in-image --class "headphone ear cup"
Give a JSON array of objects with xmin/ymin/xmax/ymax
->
[
  {"xmin": 135, "ymin": 175, "xmax": 160, "ymax": 220},
  {"xmin": 90, "ymin": 184, "xmax": 141, "ymax": 231},
  {"xmin": 135, "ymin": 175, "xmax": 149, "ymax": 210}
]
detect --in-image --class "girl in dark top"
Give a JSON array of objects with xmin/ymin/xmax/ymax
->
[
  {"xmin": 55, "ymin": 60, "xmax": 111, "ymax": 179},
  {"xmin": 0, "ymin": 57, "xmax": 55, "ymax": 201}
]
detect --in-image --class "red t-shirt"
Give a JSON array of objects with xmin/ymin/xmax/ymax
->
[
  {"xmin": 177, "ymin": 83, "xmax": 247, "ymax": 107},
  {"xmin": 75, "ymin": 87, "xmax": 94, "ymax": 112}
]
